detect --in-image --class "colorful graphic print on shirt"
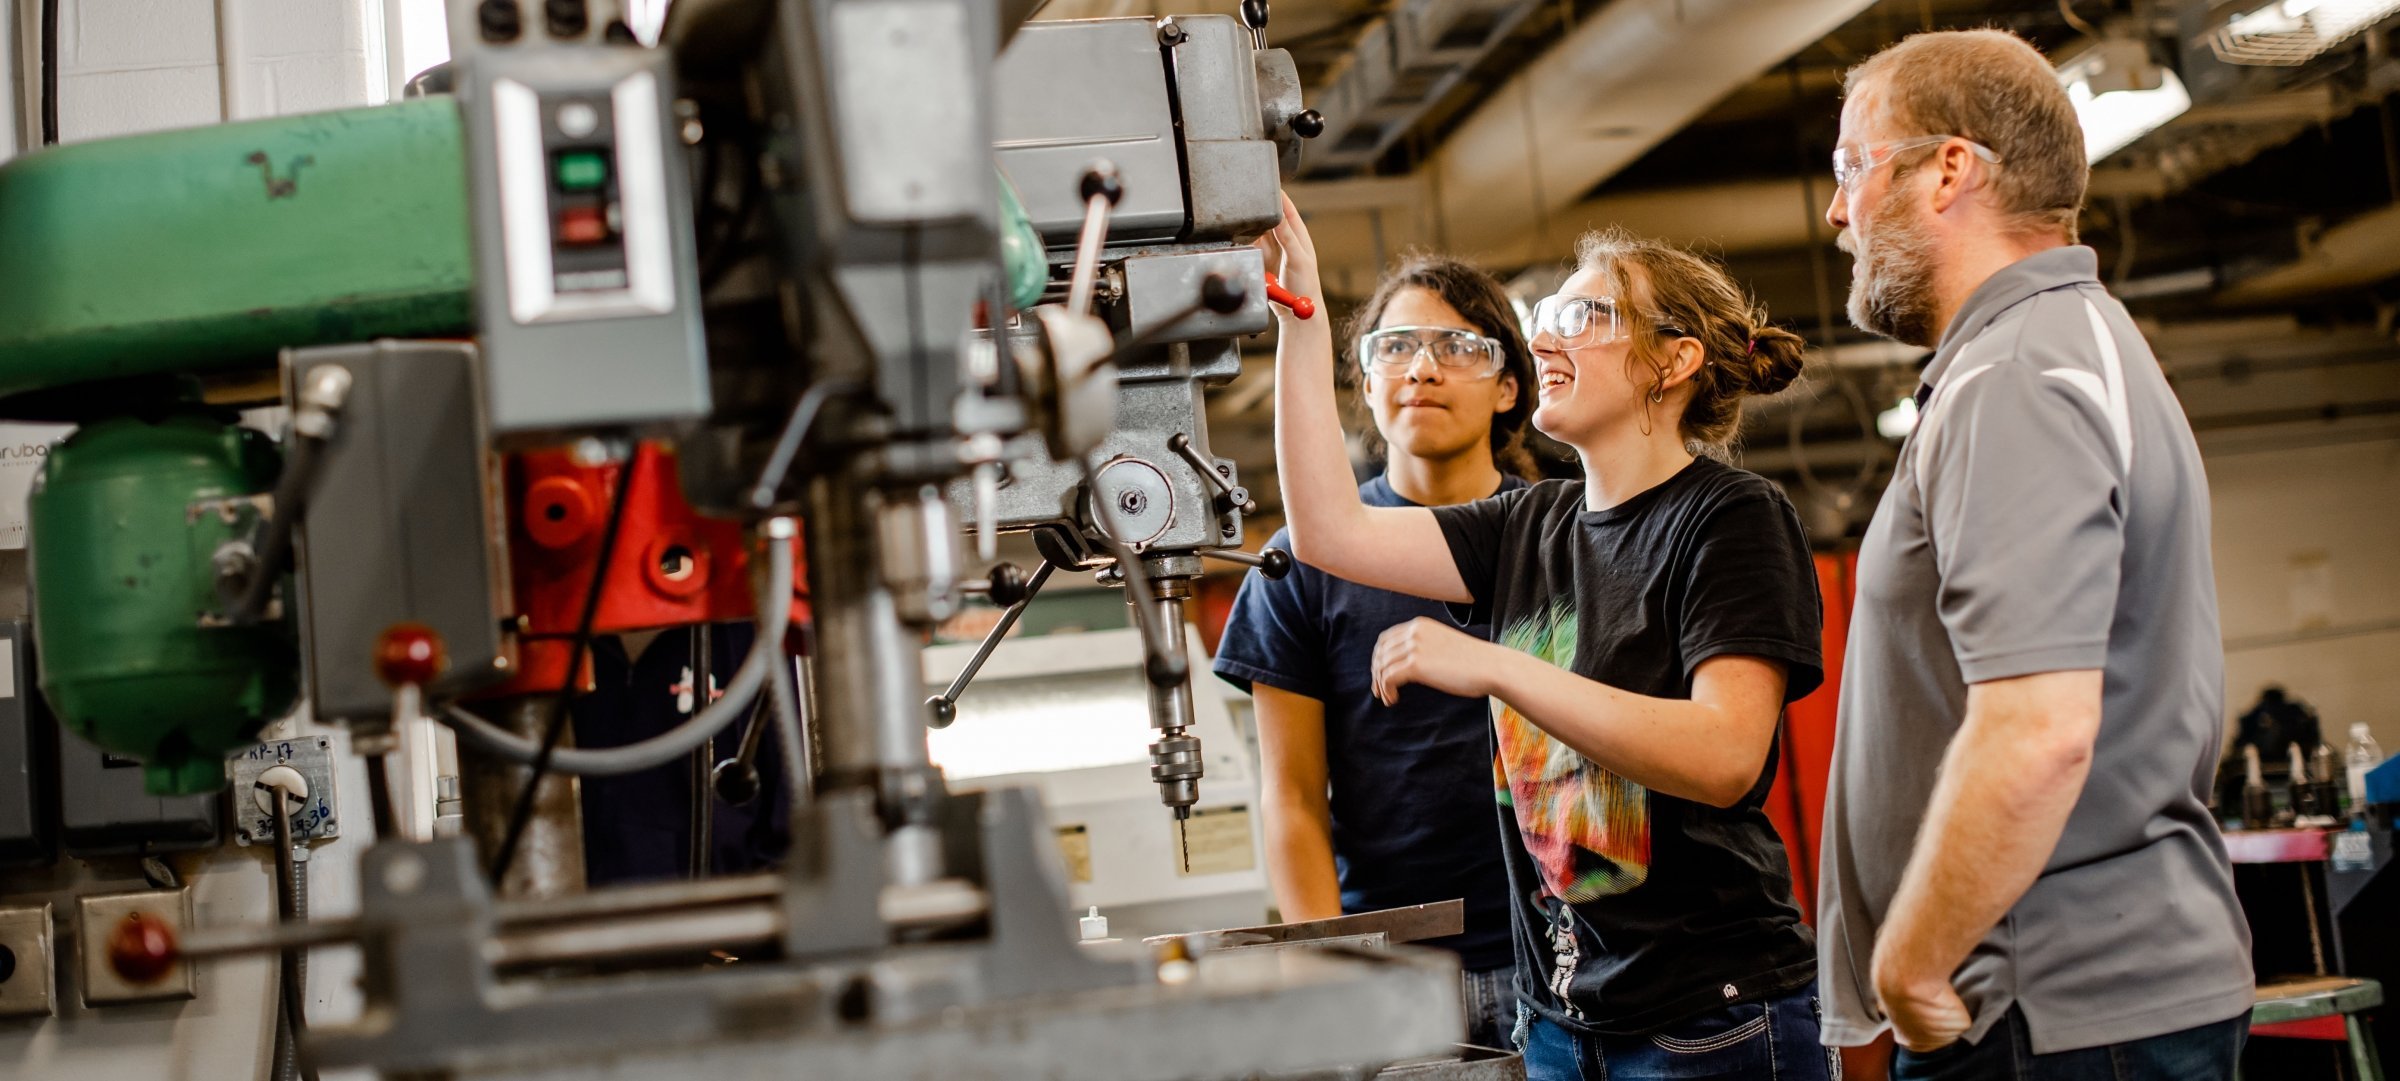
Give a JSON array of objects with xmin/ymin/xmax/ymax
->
[{"xmin": 1494, "ymin": 599, "xmax": 1651, "ymax": 905}]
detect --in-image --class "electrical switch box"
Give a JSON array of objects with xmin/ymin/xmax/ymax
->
[
  {"xmin": 77, "ymin": 889, "xmax": 194, "ymax": 1006},
  {"xmin": 453, "ymin": 34, "xmax": 709, "ymax": 436},
  {"xmin": 291, "ymin": 342, "xmax": 511, "ymax": 722},
  {"xmin": 57, "ymin": 724, "xmax": 221, "ymax": 856},
  {"xmin": 0, "ymin": 903, "xmax": 55, "ymax": 1019},
  {"xmin": 0, "ymin": 624, "xmax": 54, "ymax": 866}
]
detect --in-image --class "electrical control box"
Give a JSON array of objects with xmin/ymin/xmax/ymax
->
[
  {"xmin": 57, "ymin": 725, "xmax": 221, "ymax": 856},
  {"xmin": 0, "ymin": 625, "xmax": 52, "ymax": 866},
  {"xmin": 292, "ymin": 342, "xmax": 512, "ymax": 721},
  {"xmin": 451, "ymin": 5, "xmax": 709, "ymax": 436}
]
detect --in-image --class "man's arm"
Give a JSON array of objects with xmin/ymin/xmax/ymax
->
[
  {"xmin": 1871, "ymin": 669, "xmax": 2104, "ymax": 1050},
  {"xmin": 1253, "ymin": 684, "xmax": 1344, "ymax": 922}
]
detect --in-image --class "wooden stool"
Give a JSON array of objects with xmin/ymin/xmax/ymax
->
[{"xmin": 2250, "ymin": 976, "xmax": 2385, "ymax": 1081}]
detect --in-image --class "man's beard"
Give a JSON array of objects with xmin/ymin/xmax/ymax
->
[{"xmin": 1840, "ymin": 184, "xmax": 1942, "ymax": 348}]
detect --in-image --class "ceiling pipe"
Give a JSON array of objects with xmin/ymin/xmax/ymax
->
[
  {"xmin": 2218, "ymin": 203, "xmax": 2400, "ymax": 305},
  {"xmin": 1423, "ymin": 0, "xmax": 1872, "ymax": 264}
]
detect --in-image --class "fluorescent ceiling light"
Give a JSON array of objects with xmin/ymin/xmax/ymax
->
[
  {"xmin": 2213, "ymin": 0, "xmax": 2400, "ymax": 66},
  {"xmin": 2066, "ymin": 69, "xmax": 2191, "ymax": 162},
  {"xmin": 2058, "ymin": 44, "xmax": 2191, "ymax": 163}
]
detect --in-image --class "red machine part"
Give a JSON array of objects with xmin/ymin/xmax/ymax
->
[
  {"xmin": 482, "ymin": 443, "xmax": 810, "ymax": 697},
  {"xmin": 1764, "ymin": 550, "xmax": 1855, "ymax": 926}
]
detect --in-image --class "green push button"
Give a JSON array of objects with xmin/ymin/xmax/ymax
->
[{"xmin": 555, "ymin": 150, "xmax": 609, "ymax": 192}]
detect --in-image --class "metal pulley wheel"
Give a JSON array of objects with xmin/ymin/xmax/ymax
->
[{"xmin": 1085, "ymin": 456, "xmax": 1175, "ymax": 550}]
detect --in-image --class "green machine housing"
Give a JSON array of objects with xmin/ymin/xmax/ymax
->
[{"xmin": 28, "ymin": 412, "xmax": 298, "ymax": 794}]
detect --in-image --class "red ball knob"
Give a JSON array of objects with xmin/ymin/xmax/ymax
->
[
  {"xmin": 108, "ymin": 912, "xmax": 177, "ymax": 985},
  {"xmin": 375, "ymin": 622, "xmax": 447, "ymax": 688}
]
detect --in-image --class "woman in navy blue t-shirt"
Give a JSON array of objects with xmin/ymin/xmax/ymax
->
[{"xmin": 1213, "ymin": 254, "xmax": 1537, "ymax": 1049}]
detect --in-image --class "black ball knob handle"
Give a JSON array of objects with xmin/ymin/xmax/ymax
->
[
  {"xmin": 478, "ymin": 0, "xmax": 523, "ymax": 42},
  {"xmin": 711, "ymin": 757, "xmax": 761, "ymax": 806},
  {"xmin": 1290, "ymin": 110, "xmax": 1325, "ymax": 140},
  {"xmin": 1200, "ymin": 273, "xmax": 1247, "ymax": 314},
  {"xmin": 925, "ymin": 695, "xmax": 959, "ymax": 730},
  {"xmin": 1258, "ymin": 547, "xmax": 1293, "ymax": 580},
  {"xmin": 1080, "ymin": 162, "xmax": 1125, "ymax": 207},
  {"xmin": 986, "ymin": 562, "xmax": 1031, "ymax": 607},
  {"xmin": 1240, "ymin": 0, "xmax": 1268, "ymax": 30}
]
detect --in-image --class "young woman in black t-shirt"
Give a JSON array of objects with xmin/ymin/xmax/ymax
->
[{"xmin": 1262, "ymin": 193, "xmax": 1832, "ymax": 1081}]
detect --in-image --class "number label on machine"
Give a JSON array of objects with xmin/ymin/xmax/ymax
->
[
  {"xmin": 231, "ymin": 736, "xmax": 340, "ymax": 846},
  {"xmin": 1055, "ymin": 824, "xmax": 1094, "ymax": 884}
]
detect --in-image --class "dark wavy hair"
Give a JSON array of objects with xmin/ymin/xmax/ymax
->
[{"xmin": 1338, "ymin": 253, "xmax": 1539, "ymax": 480}]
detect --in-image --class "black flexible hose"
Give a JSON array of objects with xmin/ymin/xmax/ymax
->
[
  {"xmin": 363, "ymin": 755, "xmax": 399, "ymax": 840},
  {"xmin": 40, "ymin": 0, "xmax": 59, "ymax": 145},
  {"xmin": 488, "ymin": 449, "xmax": 638, "ymax": 886},
  {"xmin": 231, "ymin": 434, "xmax": 325, "ymax": 625},
  {"xmin": 687, "ymin": 624, "xmax": 714, "ymax": 878}
]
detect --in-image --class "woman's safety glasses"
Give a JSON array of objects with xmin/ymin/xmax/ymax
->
[
  {"xmin": 1356, "ymin": 327, "xmax": 1504, "ymax": 378},
  {"xmin": 1527, "ymin": 294, "xmax": 1624, "ymax": 350}
]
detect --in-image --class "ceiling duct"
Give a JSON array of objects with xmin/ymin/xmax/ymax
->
[
  {"xmin": 1292, "ymin": 0, "xmax": 1873, "ymax": 288},
  {"xmin": 2207, "ymin": 0, "xmax": 2400, "ymax": 67},
  {"xmin": 1307, "ymin": 0, "xmax": 1544, "ymax": 174}
]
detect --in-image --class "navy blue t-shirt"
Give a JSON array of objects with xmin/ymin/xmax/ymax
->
[
  {"xmin": 1213, "ymin": 473, "xmax": 1520, "ymax": 973},
  {"xmin": 572, "ymin": 624, "xmax": 792, "ymax": 886}
]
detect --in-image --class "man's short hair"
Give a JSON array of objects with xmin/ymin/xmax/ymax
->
[{"xmin": 1845, "ymin": 29, "xmax": 2087, "ymax": 240}]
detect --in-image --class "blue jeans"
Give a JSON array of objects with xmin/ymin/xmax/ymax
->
[
  {"xmin": 1522, "ymin": 981, "xmax": 1836, "ymax": 1080},
  {"xmin": 1891, "ymin": 1006, "xmax": 2245, "ymax": 1081},
  {"xmin": 1462, "ymin": 965, "xmax": 1519, "ymax": 1050}
]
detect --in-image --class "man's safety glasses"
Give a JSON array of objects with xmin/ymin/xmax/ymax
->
[
  {"xmin": 1831, "ymin": 136, "xmax": 2002, "ymax": 193},
  {"xmin": 1356, "ymin": 327, "xmax": 1505, "ymax": 378}
]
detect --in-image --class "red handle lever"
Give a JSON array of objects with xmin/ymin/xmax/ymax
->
[{"xmin": 1264, "ymin": 272, "xmax": 1316, "ymax": 321}]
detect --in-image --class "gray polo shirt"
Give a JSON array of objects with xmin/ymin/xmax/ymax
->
[{"xmin": 1817, "ymin": 247, "xmax": 2253, "ymax": 1054}]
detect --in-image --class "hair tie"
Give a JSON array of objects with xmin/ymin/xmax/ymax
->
[{"xmin": 1745, "ymin": 338, "xmax": 1758, "ymax": 356}]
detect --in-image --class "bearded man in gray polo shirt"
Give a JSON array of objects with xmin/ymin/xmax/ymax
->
[{"xmin": 1816, "ymin": 29, "xmax": 2253, "ymax": 1081}]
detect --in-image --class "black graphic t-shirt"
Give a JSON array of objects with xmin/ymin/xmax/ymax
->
[{"xmin": 1432, "ymin": 457, "xmax": 1824, "ymax": 1035}]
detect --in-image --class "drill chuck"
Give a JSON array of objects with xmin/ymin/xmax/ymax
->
[{"xmin": 1150, "ymin": 731, "xmax": 1202, "ymax": 813}]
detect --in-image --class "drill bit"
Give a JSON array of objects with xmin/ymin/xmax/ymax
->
[{"xmin": 1178, "ymin": 817, "xmax": 1191, "ymax": 874}]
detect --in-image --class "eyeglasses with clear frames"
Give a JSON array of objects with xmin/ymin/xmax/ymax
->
[
  {"xmin": 1831, "ymin": 136, "xmax": 2003, "ymax": 193},
  {"xmin": 1527, "ymin": 295, "xmax": 1686, "ymax": 350},
  {"xmin": 1356, "ymin": 327, "xmax": 1505, "ymax": 377}
]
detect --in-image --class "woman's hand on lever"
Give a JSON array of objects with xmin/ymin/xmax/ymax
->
[{"xmin": 1260, "ymin": 191, "xmax": 1327, "ymax": 332}]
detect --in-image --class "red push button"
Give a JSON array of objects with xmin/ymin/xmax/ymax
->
[{"xmin": 557, "ymin": 206, "xmax": 609, "ymax": 246}]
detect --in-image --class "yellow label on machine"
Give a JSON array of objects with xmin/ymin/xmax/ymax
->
[
  {"xmin": 1055, "ymin": 824, "xmax": 1093, "ymax": 883},
  {"xmin": 1174, "ymin": 805, "xmax": 1254, "ymax": 878}
]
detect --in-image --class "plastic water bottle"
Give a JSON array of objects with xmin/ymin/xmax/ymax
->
[{"xmin": 2346, "ymin": 723, "xmax": 2384, "ymax": 816}]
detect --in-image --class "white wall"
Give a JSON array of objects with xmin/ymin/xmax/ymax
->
[
  {"xmin": 1, "ymin": 0, "xmax": 18, "ymax": 160},
  {"xmin": 2207, "ymin": 436, "xmax": 2400, "ymax": 753},
  {"xmin": 51, "ymin": 0, "xmax": 382, "ymax": 142}
]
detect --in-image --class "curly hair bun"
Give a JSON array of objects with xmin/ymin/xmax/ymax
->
[{"xmin": 1738, "ymin": 324, "xmax": 1809, "ymax": 397}]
